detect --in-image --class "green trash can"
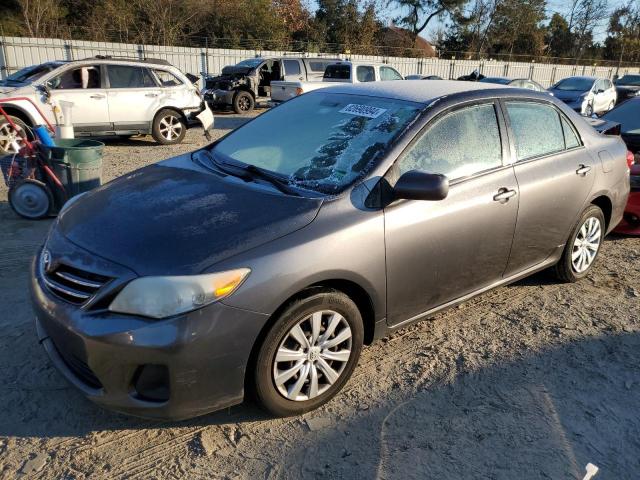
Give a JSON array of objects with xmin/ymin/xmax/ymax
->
[{"xmin": 44, "ymin": 139, "xmax": 104, "ymax": 197}]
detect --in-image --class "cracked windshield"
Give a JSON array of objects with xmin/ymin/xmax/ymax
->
[{"xmin": 212, "ymin": 93, "xmax": 421, "ymax": 193}]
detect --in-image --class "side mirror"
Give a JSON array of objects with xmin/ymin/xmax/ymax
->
[{"xmin": 394, "ymin": 170, "xmax": 449, "ymax": 201}]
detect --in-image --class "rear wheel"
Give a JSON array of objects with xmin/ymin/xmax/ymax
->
[
  {"xmin": 233, "ymin": 91, "xmax": 254, "ymax": 114},
  {"xmin": 152, "ymin": 109, "xmax": 186, "ymax": 145},
  {"xmin": 9, "ymin": 179, "xmax": 53, "ymax": 219},
  {"xmin": 554, "ymin": 205, "xmax": 605, "ymax": 282},
  {"xmin": 584, "ymin": 104, "xmax": 594, "ymax": 117},
  {"xmin": 0, "ymin": 116, "xmax": 31, "ymax": 154},
  {"xmin": 253, "ymin": 290, "xmax": 363, "ymax": 417}
]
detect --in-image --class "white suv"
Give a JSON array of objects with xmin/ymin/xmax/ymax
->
[{"xmin": 0, "ymin": 57, "xmax": 202, "ymax": 152}]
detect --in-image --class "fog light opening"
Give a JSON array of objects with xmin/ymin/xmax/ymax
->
[{"xmin": 132, "ymin": 364, "xmax": 170, "ymax": 403}]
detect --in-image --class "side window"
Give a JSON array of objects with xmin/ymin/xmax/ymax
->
[
  {"xmin": 108, "ymin": 66, "xmax": 156, "ymax": 88},
  {"xmin": 380, "ymin": 66, "xmax": 403, "ymax": 81},
  {"xmin": 283, "ymin": 60, "xmax": 301, "ymax": 76},
  {"xmin": 561, "ymin": 116, "xmax": 581, "ymax": 149},
  {"xmin": 506, "ymin": 102, "xmax": 565, "ymax": 161},
  {"xmin": 153, "ymin": 69, "xmax": 182, "ymax": 87},
  {"xmin": 356, "ymin": 66, "xmax": 375, "ymax": 82},
  {"xmin": 308, "ymin": 61, "xmax": 330, "ymax": 72},
  {"xmin": 49, "ymin": 65, "xmax": 101, "ymax": 89},
  {"xmin": 398, "ymin": 103, "xmax": 503, "ymax": 180}
]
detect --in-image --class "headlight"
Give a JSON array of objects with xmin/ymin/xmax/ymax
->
[{"xmin": 108, "ymin": 268, "xmax": 250, "ymax": 318}]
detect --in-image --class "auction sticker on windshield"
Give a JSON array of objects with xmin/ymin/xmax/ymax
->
[{"xmin": 339, "ymin": 104, "xmax": 387, "ymax": 119}]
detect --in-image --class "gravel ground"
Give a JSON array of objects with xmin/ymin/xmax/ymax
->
[{"xmin": 0, "ymin": 115, "xmax": 639, "ymax": 479}]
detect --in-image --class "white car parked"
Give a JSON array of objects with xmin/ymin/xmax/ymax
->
[{"xmin": 0, "ymin": 57, "xmax": 203, "ymax": 152}]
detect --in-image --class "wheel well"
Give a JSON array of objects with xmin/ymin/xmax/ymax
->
[
  {"xmin": 244, "ymin": 280, "xmax": 377, "ymax": 393},
  {"xmin": 235, "ymin": 87, "xmax": 255, "ymax": 99},
  {"xmin": 0, "ymin": 106, "xmax": 33, "ymax": 127},
  {"xmin": 153, "ymin": 107, "xmax": 187, "ymax": 126},
  {"xmin": 591, "ymin": 195, "xmax": 612, "ymax": 230}
]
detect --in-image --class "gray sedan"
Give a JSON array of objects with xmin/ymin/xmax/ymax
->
[{"xmin": 30, "ymin": 80, "xmax": 630, "ymax": 420}]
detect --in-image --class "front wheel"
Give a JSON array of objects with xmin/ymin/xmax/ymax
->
[
  {"xmin": 0, "ymin": 116, "xmax": 32, "ymax": 154},
  {"xmin": 554, "ymin": 205, "xmax": 605, "ymax": 282},
  {"xmin": 152, "ymin": 109, "xmax": 186, "ymax": 145},
  {"xmin": 233, "ymin": 91, "xmax": 254, "ymax": 114},
  {"xmin": 252, "ymin": 290, "xmax": 363, "ymax": 417}
]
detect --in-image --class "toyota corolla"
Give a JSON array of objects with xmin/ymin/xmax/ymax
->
[{"xmin": 31, "ymin": 81, "xmax": 630, "ymax": 420}]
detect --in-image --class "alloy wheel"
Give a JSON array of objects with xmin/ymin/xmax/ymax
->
[
  {"xmin": 238, "ymin": 96, "xmax": 251, "ymax": 111},
  {"xmin": 571, "ymin": 216, "xmax": 601, "ymax": 273},
  {"xmin": 158, "ymin": 115, "xmax": 183, "ymax": 141},
  {"xmin": 0, "ymin": 121, "xmax": 27, "ymax": 154},
  {"xmin": 272, "ymin": 310, "xmax": 352, "ymax": 402}
]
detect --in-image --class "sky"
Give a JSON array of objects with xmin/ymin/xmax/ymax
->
[{"xmin": 307, "ymin": 0, "xmax": 629, "ymax": 44}]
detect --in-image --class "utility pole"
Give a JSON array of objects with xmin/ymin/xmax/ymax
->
[{"xmin": 615, "ymin": 39, "xmax": 625, "ymax": 78}]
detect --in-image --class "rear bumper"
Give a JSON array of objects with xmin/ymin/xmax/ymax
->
[
  {"xmin": 613, "ymin": 190, "xmax": 640, "ymax": 235},
  {"xmin": 30, "ymin": 248, "xmax": 269, "ymax": 421}
]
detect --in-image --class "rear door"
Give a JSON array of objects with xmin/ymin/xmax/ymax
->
[
  {"xmin": 384, "ymin": 101, "xmax": 519, "ymax": 326},
  {"xmin": 282, "ymin": 59, "xmax": 304, "ymax": 82},
  {"xmin": 105, "ymin": 65, "xmax": 160, "ymax": 130},
  {"xmin": 502, "ymin": 100, "xmax": 595, "ymax": 276}
]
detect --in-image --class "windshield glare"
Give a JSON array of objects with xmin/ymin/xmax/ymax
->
[
  {"xmin": 212, "ymin": 92, "xmax": 421, "ymax": 194},
  {"xmin": 553, "ymin": 78, "xmax": 594, "ymax": 91},
  {"xmin": 236, "ymin": 59, "xmax": 263, "ymax": 68},
  {"xmin": 616, "ymin": 75, "xmax": 640, "ymax": 86}
]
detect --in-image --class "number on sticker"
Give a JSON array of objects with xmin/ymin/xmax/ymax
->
[{"xmin": 339, "ymin": 104, "xmax": 387, "ymax": 119}]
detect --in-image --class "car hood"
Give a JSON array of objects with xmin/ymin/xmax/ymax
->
[
  {"xmin": 550, "ymin": 90, "xmax": 584, "ymax": 102},
  {"xmin": 58, "ymin": 156, "xmax": 323, "ymax": 276}
]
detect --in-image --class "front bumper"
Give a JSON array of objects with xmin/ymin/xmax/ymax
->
[
  {"xmin": 203, "ymin": 89, "xmax": 235, "ymax": 108},
  {"xmin": 30, "ymin": 234, "xmax": 269, "ymax": 421}
]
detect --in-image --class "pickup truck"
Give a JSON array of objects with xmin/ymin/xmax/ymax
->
[
  {"xmin": 202, "ymin": 56, "xmax": 340, "ymax": 113},
  {"xmin": 270, "ymin": 61, "xmax": 404, "ymax": 103}
]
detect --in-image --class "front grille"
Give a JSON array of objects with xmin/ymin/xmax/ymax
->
[
  {"xmin": 52, "ymin": 340, "xmax": 103, "ymax": 389},
  {"xmin": 39, "ymin": 251, "xmax": 112, "ymax": 305}
]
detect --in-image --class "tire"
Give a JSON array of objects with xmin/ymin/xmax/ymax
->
[
  {"xmin": 9, "ymin": 179, "xmax": 53, "ymax": 220},
  {"xmin": 233, "ymin": 91, "xmax": 254, "ymax": 114},
  {"xmin": 554, "ymin": 205, "xmax": 605, "ymax": 283},
  {"xmin": 252, "ymin": 289, "xmax": 364, "ymax": 417},
  {"xmin": 151, "ymin": 109, "xmax": 186, "ymax": 145},
  {"xmin": 0, "ymin": 115, "xmax": 32, "ymax": 154}
]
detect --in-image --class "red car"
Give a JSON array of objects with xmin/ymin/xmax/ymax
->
[{"xmin": 614, "ymin": 162, "xmax": 640, "ymax": 234}]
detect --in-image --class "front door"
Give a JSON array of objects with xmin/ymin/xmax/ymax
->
[
  {"xmin": 46, "ymin": 64, "xmax": 110, "ymax": 131},
  {"xmin": 105, "ymin": 65, "xmax": 161, "ymax": 130},
  {"xmin": 502, "ymin": 100, "xmax": 596, "ymax": 276},
  {"xmin": 384, "ymin": 101, "xmax": 519, "ymax": 326}
]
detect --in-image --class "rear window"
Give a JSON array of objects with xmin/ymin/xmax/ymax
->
[
  {"xmin": 213, "ymin": 92, "xmax": 422, "ymax": 194},
  {"xmin": 506, "ymin": 102, "xmax": 565, "ymax": 160},
  {"xmin": 108, "ymin": 66, "xmax": 156, "ymax": 88},
  {"xmin": 283, "ymin": 60, "xmax": 301, "ymax": 76},
  {"xmin": 324, "ymin": 65, "xmax": 351, "ymax": 80}
]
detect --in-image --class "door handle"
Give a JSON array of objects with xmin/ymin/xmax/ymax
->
[
  {"xmin": 145, "ymin": 93, "xmax": 158, "ymax": 97},
  {"xmin": 493, "ymin": 188, "xmax": 517, "ymax": 202},
  {"xmin": 90, "ymin": 94, "xmax": 105, "ymax": 99},
  {"xmin": 576, "ymin": 165, "xmax": 592, "ymax": 176}
]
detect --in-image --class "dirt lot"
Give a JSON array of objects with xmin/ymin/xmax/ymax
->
[{"xmin": 0, "ymin": 115, "xmax": 639, "ymax": 479}]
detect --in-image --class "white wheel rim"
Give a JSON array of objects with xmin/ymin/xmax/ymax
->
[
  {"xmin": 571, "ymin": 216, "xmax": 601, "ymax": 273},
  {"xmin": 159, "ymin": 115, "xmax": 182, "ymax": 141},
  {"xmin": 273, "ymin": 310, "xmax": 352, "ymax": 401}
]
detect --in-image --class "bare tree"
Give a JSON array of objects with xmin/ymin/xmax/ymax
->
[
  {"xmin": 571, "ymin": 0, "xmax": 608, "ymax": 59},
  {"xmin": 390, "ymin": 0, "xmax": 467, "ymax": 43},
  {"xmin": 17, "ymin": 0, "xmax": 64, "ymax": 38}
]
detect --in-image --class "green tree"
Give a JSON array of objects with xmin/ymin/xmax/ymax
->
[
  {"xmin": 390, "ymin": 0, "xmax": 467, "ymax": 44},
  {"xmin": 546, "ymin": 12, "xmax": 573, "ymax": 58}
]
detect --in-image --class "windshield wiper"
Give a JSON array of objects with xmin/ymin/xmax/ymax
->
[{"xmin": 195, "ymin": 150, "xmax": 301, "ymax": 196}]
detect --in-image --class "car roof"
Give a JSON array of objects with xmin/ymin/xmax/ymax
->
[
  {"xmin": 327, "ymin": 61, "xmax": 388, "ymax": 67},
  {"xmin": 317, "ymin": 80, "xmax": 517, "ymax": 104},
  {"xmin": 557, "ymin": 76, "xmax": 597, "ymax": 82}
]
